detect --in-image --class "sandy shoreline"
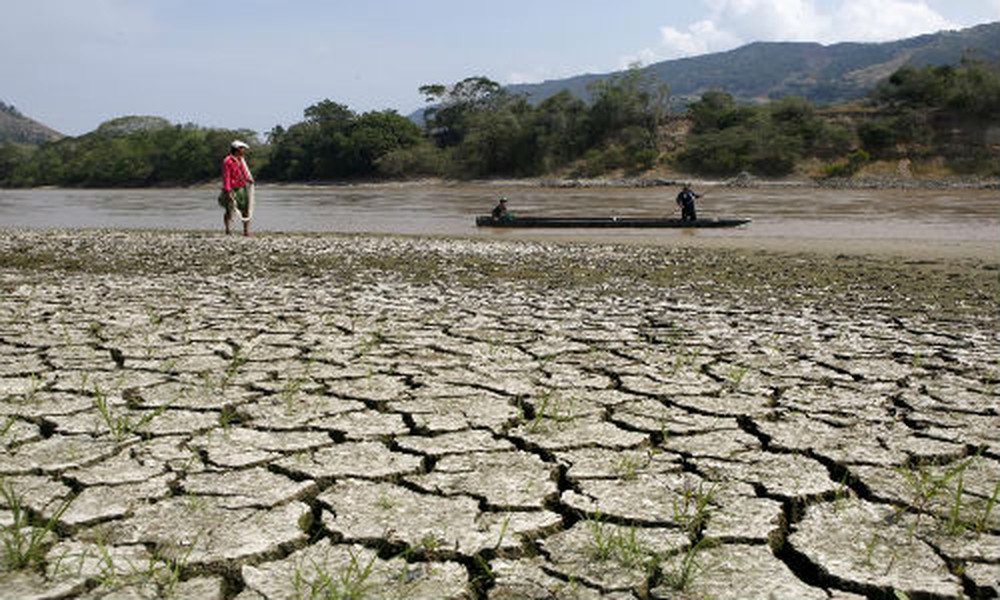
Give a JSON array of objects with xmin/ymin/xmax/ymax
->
[
  {"xmin": 3, "ymin": 223, "xmax": 998, "ymax": 264},
  {"xmin": 492, "ymin": 230, "xmax": 1000, "ymax": 262}
]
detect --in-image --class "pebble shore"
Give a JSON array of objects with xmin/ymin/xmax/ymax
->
[{"xmin": 1, "ymin": 229, "xmax": 997, "ymax": 599}]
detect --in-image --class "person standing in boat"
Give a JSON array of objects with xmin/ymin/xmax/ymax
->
[
  {"xmin": 219, "ymin": 140, "xmax": 255, "ymax": 236},
  {"xmin": 675, "ymin": 185, "xmax": 701, "ymax": 222},
  {"xmin": 491, "ymin": 196, "xmax": 510, "ymax": 222}
]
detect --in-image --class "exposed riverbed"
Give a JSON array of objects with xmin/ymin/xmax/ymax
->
[{"xmin": 0, "ymin": 227, "xmax": 997, "ymax": 599}]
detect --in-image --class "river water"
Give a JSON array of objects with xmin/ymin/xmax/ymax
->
[{"xmin": 0, "ymin": 184, "xmax": 997, "ymax": 247}]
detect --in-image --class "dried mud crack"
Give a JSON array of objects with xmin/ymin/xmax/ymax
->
[{"xmin": 0, "ymin": 229, "xmax": 997, "ymax": 600}]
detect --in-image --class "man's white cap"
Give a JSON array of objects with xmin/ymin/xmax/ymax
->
[{"xmin": 231, "ymin": 140, "xmax": 250, "ymax": 149}]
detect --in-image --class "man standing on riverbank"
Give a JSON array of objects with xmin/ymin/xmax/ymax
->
[
  {"xmin": 220, "ymin": 140, "xmax": 254, "ymax": 236},
  {"xmin": 676, "ymin": 185, "xmax": 700, "ymax": 222}
]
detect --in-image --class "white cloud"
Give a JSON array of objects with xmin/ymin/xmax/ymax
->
[
  {"xmin": 830, "ymin": 0, "xmax": 954, "ymax": 41},
  {"xmin": 703, "ymin": 0, "xmax": 828, "ymax": 41},
  {"xmin": 617, "ymin": 47, "xmax": 666, "ymax": 70},
  {"xmin": 505, "ymin": 65, "xmax": 600, "ymax": 85},
  {"xmin": 628, "ymin": 0, "xmax": 959, "ymax": 64},
  {"xmin": 660, "ymin": 19, "xmax": 743, "ymax": 57},
  {"xmin": 506, "ymin": 71, "xmax": 548, "ymax": 85}
]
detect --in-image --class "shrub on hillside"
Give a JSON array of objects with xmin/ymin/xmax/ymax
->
[
  {"xmin": 376, "ymin": 144, "xmax": 447, "ymax": 178},
  {"xmin": 822, "ymin": 149, "xmax": 870, "ymax": 179}
]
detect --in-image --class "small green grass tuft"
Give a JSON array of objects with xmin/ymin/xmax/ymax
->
[
  {"xmin": 0, "ymin": 479, "xmax": 71, "ymax": 571},
  {"xmin": 0, "ymin": 416, "xmax": 15, "ymax": 440},
  {"xmin": 586, "ymin": 516, "xmax": 658, "ymax": 572},
  {"xmin": 221, "ymin": 346, "xmax": 249, "ymax": 388},
  {"xmin": 975, "ymin": 481, "xmax": 1000, "ymax": 534},
  {"xmin": 725, "ymin": 364, "xmax": 749, "ymax": 391},
  {"xmin": 291, "ymin": 549, "xmax": 377, "ymax": 600},
  {"xmin": 526, "ymin": 392, "xmax": 573, "ymax": 433},
  {"xmin": 661, "ymin": 537, "xmax": 718, "ymax": 592},
  {"xmin": 894, "ymin": 457, "xmax": 1000, "ymax": 537},
  {"xmin": 612, "ymin": 453, "xmax": 646, "ymax": 481},
  {"xmin": 93, "ymin": 385, "xmax": 166, "ymax": 442},
  {"xmin": 672, "ymin": 481, "xmax": 717, "ymax": 537}
]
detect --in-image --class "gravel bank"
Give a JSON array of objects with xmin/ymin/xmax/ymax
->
[{"xmin": 1, "ymin": 229, "xmax": 997, "ymax": 599}]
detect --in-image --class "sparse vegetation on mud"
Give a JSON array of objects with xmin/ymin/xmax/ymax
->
[{"xmin": 0, "ymin": 229, "xmax": 997, "ymax": 599}]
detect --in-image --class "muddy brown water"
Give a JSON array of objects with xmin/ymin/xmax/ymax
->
[{"xmin": 1, "ymin": 184, "xmax": 997, "ymax": 248}]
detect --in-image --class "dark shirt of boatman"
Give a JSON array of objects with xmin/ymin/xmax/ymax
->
[
  {"xmin": 492, "ymin": 197, "xmax": 509, "ymax": 220},
  {"xmin": 675, "ymin": 186, "xmax": 700, "ymax": 221}
]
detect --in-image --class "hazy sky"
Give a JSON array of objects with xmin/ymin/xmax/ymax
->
[{"xmin": 3, "ymin": 0, "xmax": 997, "ymax": 136}]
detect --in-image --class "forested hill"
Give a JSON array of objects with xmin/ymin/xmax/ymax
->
[
  {"xmin": 0, "ymin": 101, "xmax": 62, "ymax": 145},
  {"xmin": 507, "ymin": 22, "xmax": 1000, "ymax": 106}
]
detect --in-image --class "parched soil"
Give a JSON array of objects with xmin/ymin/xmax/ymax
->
[{"xmin": 0, "ymin": 229, "xmax": 997, "ymax": 600}]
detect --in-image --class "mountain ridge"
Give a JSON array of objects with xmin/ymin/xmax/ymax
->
[
  {"xmin": 506, "ymin": 21, "xmax": 1000, "ymax": 106},
  {"xmin": 0, "ymin": 101, "xmax": 63, "ymax": 145}
]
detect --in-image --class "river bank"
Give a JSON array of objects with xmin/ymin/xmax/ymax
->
[
  {"xmin": 28, "ymin": 165, "xmax": 987, "ymax": 193},
  {"xmin": 1, "ymin": 229, "xmax": 997, "ymax": 599},
  {"xmin": 190, "ymin": 172, "xmax": 1000, "ymax": 191},
  {"xmin": 513, "ymin": 172, "xmax": 999, "ymax": 191}
]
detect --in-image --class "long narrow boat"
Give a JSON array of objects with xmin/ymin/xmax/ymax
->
[{"xmin": 475, "ymin": 216, "xmax": 751, "ymax": 228}]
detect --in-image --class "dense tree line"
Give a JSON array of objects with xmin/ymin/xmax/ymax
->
[
  {"xmin": 264, "ymin": 68, "xmax": 665, "ymax": 181},
  {"xmin": 676, "ymin": 92, "xmax": 853, "ymax": 176},
  {"xmin": 0, "ymin": 117, "xmax": 255, "ymax": 187},
  {"xmin": 675, "ymin": 60, "xmax": 998, "ymax": 176},
  {"xmin": 0, "ymin": 69, "xmax": 668, "ymax": 187},
  {"xmin": 855, "ymin": 60, "xmax": 1000, "ymax": 172},
  {"xmin": 1, "ymin": 62, "xmax": 997, "ymax": 187},
  {"xmin": 872, "ymin": 60, "xmax": 1000, "ymax": 117},
  {"xmin": 260, "ymin": 101, "xmax": 424, "ymax": 180}
]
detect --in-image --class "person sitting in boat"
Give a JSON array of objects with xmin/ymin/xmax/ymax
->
[
  {"xmin": 675, "ymin": 185, "xmax": 701, "ymax": 222},
  {"xmin": 491, "ymin": 197, "xmax": 511, "ymax": 222}
]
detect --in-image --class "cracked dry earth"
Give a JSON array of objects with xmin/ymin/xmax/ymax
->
[{"xmin": 0, "ymin": 229, "xmax": 997, "ymax": 600}]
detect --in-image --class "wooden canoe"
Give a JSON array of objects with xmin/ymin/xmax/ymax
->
[{"xmin": 475, "ymin": 216, "xmax": 751, "ymax": 228}]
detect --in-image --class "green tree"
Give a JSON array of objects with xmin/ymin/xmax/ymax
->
[
  {"xmin": 873, "ymin": 61, "xmax": 1000, "ymax": 117},
  {"xmin": 586, "ymin": 66, "xmax": 667, "ymax": 147},
  {"xmin": 341, "ymin": 110, "xmax": 424, "ymax": 174},
  {"xmin": 420, "ymin": 76, "xmax": 506, "ymax": 148},
  {"xmin": 454, "ymin": 97, "xmax": 540, "ymax": 176},
  {"xmin": 0, "ymin": 118, "xmax": 257, "ymax": 187},
  {"xmin": 0, "ymin": 144, "xmax": 33, "ymax": 185},
  {"xmin": 678, "ymin": 91, "xmax": 857, "ymax": 176},
  {"xmin": 947, "ymin": 61, "xmax": 1000, "ymax": 116},
  {"xmin": 375, "ymin": 144, "xmax": 446, "ymax": 178},
  {"xmin": 533, "ymin": 91, "xmax": 590, "ymax": 170},
  {"xmin": 857, "ymin": 119, "xmax": 898, "ymax": 156},
  {"xmin": 262, "ymin": 121, "xmax": 319, "ymax": 180},
  {"xmin": 262, "ymin": 101, "xmax": 425, "ymax": 180},
  {"xmin": 687, "ymin": 91, "xmax": 753, "ymax": 133},
  {"xmin": 874, "ymin": 66, "xmax": 952, "ymax": 109}
]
